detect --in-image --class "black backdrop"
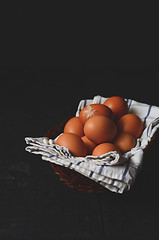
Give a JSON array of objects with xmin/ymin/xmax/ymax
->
[
  {"xmin": 1, "ymin": 4, "xmax": 159, "ymax": 240},
  {"xmin": 0, "ymin": 65, "xmax": 159, "ymax": 240}
]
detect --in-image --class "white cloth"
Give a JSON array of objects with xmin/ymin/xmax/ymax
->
[{"xmin": 25, "ymin": 95, "xmax": 159, "ymax": 193}]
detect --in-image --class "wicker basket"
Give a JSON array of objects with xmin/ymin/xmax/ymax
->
[
  {"xmin": 44, "ymin": 117, "xmax": 157, "ymax": 193},
  {"xmin": 44, "ymin": 118, "xmax": 107, "ymax": 193}
]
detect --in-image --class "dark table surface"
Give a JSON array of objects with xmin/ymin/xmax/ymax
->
[{"xmin": 1, "ymin": 65, "xmax": 159, "ymax": 240}]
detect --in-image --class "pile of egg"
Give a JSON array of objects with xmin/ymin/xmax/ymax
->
[{"xmin": 56, "ymin": 96, "xmax": 144, "ymax": 157}]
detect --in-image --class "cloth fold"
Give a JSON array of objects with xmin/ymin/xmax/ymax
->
[{"xmin": 25, "ymin": 95, "xmax": 159, "ymax": 193}]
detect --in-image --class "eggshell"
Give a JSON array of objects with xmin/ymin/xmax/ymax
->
[
  {"xmin": 81, "ymin": 136, "xmax": 96, "ymax": 155},
  {"xmin": 113, "ymin": 132, "xmax": 136, "ymax": 153},
  {"xmin": 64, "ymin": 117, "xmax": 84, "ymax": 137},
  {"xmin": 92, "ymin": 143, "xmax": 119, "ymax": 156},
  {"xmin": 79, "ymin": 103, "xmax": 113, "ymax": 125},
  {"xmin": 104, "ymin": 96, "xmax": 128, "ymax": 121},
  {"xmin": 56, "ymin": 133, "xmax": 87, "ymax": 157},
  {"xmin": 117, "ymin": 114, "xmax": 144, "ymax": 139},
  {"xmin": 84, "ymin": 116, "xmax": 117, "ymax": 144}
]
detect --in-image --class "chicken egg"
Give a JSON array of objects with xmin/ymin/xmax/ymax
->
[
  {"xmin": 64, "ymin": 117, "xmax": 84, "ymax": 138},
  {"xmin": 117, "ymin": 114, "xmax": 144, "ymax": 139},
  {"xmin": 92, "ymin": 143, "xmax": 119, "ymax": 156},
  {"xmin": 104, "ymin": 96, "xmax": 128, "ymax": 121},
  {"xmin": 56, "ymin": 133, "xmax": 87, "ymax": 157},
  {"xmin": 79, "ymin": 103, "xmax": 113, "ymax": 125},
  {"xmin": 113, "ymin": 132, "xmax": 136, "ymax": 153},
  {"xmin": 81, "ymin": 136, "xmax": 96, "ymax": 155},
  {"xmin": 84, "ymin": 116, "xmax": 117, "ymax": 144}
]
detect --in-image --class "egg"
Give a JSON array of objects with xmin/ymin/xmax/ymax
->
[
  {"xmin": 79, "ymin": 103, "xmax": 113, "ymax": 125},
  {"xmin": 113, "ymin": 132, "xmax": 136, "ymax": 153},
  {"xmin": 92, "ymin": 143, "xmax": 119, "ymax": 156},
  {"xmin": 117, "ymin": 114, "xmax": 144, "ymax": 139},
  {"xmin": 64, "ymin": 117, "xmax": 84, "ymax": 137},
  {"xmin": 84, "ymin": 116, "xmax": 117, "ymax": 144},
  {"xmin": 104, "ymin": 96, "xmax": 128, "ymax": 121},
  {"xmin": 81, "ymin": 136, "xmax": 96, "ymax": 155},
  {"xmin": 56, "ymin": 133, "xmax": 87, "ymax": 157}
]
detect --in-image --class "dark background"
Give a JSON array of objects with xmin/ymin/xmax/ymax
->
[{"xmin": 1, "ymin": 4, "xmax": 159, "ymax": 240}]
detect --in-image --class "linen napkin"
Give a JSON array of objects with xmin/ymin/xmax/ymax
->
[{"xmin": 25, "ymin": 95, "xmax": 159, "ymax": 193}]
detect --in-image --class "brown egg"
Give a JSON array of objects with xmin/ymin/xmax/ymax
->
[
  {"xmin": 81, "ymin": 136, "xmax": 96, "ymax": 155},
  {"xmin": 79, "ymin": 103, "xmax": 113, "ymax": 125},
  {"xmin": 117, "ymin": 114, "xmax": 144, "ymax": 139},
  {"xmin": 56, "ymin": 133, "xmax": 87, "ymax": 157},
  {"xmin": 104, "ymin": 96, "xmax": 128, "ymax": 121},
  {"xmin": 84, "ymin": 116, "xmax": 117, "ymax": 144},
  {"xmin": 113, "ymin": 132, "xmax": 136, "ymax": 153},
  {"xmin": 64, "ymin": 117, "xmax": 84, "ymax": 137},
  {"xmin": 92, "ymin": 143, "xmax": 119, "ymax": 156}
]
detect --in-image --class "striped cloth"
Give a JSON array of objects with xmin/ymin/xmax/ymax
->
[{"xmin": 25, "ymin": 95, "xmax": 159, "ymax": 193}]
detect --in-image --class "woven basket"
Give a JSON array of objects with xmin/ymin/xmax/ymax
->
[
  {"xmin": 44, "ymin": 118, "xmax": 107, "ymax": 193},
  {"xmin": 44, "ymin": 117, "xmax": 156, "ymax": 193}
]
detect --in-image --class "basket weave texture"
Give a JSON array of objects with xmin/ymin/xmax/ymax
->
[{"xmin": 44, "ymin": 118, "xmax": 107, "ymax": 193}]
